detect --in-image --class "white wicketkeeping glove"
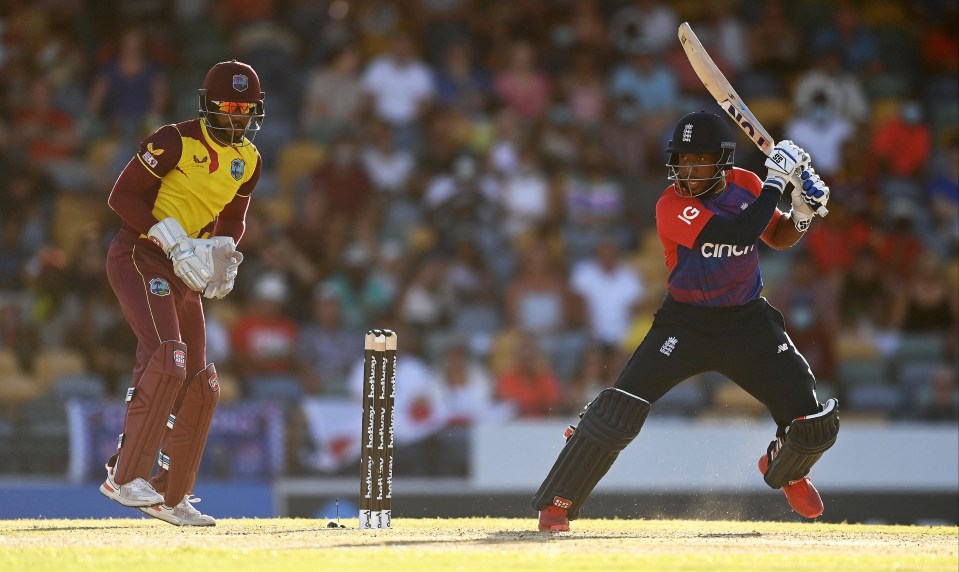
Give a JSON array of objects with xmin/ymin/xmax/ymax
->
[
  {"xmin": 788, "ymin": 168, "xmax": 830, "ymax": 232},
  {"xmin": 764, "ymin": 140, "xmax": 810, "ymax": 194},
  {"xmin": 148, "ymin": 217, "xmax": 213, "ymax": 292},
  {"xmin": 200, "ymin": 238, "xmax": 244, "ymax": 300}
]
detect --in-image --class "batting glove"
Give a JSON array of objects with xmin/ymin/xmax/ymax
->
[{"xmin": 764, "ymin": 140, "xmax": 809, "ymax": 194}]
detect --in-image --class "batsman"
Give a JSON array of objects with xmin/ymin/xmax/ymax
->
[
  {"xmin": 533, "ymin": 111, "xmax": 838, "ymax": 531},
  {"xmin": 99, "ymin": 60, "xmax": 264, "ymax": 526}
]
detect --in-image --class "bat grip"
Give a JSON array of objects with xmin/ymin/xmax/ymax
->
[{"xmin": 815, "ymin": 204, "xmax": 829, "ymax": 217}]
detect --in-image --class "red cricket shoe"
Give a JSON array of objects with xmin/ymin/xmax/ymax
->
[
  {"xmin": 538, "ymin": 505, "xmax": 570, "ymax": 532},
  {"xmin": 758, "ymin": 455, "xmax": 824, "ymax": 519}
]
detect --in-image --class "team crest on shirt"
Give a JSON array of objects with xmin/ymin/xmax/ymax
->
[
  {"xmin": 208, "ymin": 373, "xmax": 220, "ymax": 392},
  {"xmin": 231, "ymin": 158, "xmax": 245, "ymax": 180},
  {"xmin": 232, "ymin": 74, "xmax": 249, "ymax": 92},
  {"xmin": 149, "ymin": 277, "xmax": 170, "ymax": 296}
]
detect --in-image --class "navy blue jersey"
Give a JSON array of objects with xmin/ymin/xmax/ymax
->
[{"xmin": 655, "ymin": 167, "xmax": 783, "ymax": 307}]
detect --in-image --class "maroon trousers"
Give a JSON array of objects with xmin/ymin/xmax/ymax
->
[
  {"xmin": 107, "ymin": 228, "xmax": 208, "ymax": 379},
  {"xmin": 106, "ymin": 227, "xmax": 208, "ymax": 487}
]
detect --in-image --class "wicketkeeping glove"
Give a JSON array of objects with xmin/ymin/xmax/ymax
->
[
  {"xmin": 201, "ymin": 239, "xmax": 243, "ymax": 300},
  {"xmin": 148, "ymin": 217, "xmax": 213, "ymax": 292},
  {"xmin": 764, "ymin": 140, "xmax": 810, "ymax": 194}
]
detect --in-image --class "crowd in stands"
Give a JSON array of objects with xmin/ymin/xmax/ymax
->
[{"xmin": 0, "ymin": 0, "xmax": 956, "ymax": 477}]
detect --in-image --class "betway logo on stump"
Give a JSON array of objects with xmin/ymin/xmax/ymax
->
[{"xmin": 700, "ymin": 243, "xmax": 755, "ymax": 258}]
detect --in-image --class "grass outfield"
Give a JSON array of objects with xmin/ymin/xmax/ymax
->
[{"xmin": 1, "ymin": 518, "xmax": 956, "ymax": 572}]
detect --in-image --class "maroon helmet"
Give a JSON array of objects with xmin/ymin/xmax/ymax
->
[{"xmin": 198, "ymin": 60, "xmax": 265, "ymax": 146}]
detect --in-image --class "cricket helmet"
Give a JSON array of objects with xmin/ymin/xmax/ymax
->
[
  {"xmin": 665, "ymin": 111, "xmax": 736, "ymax": 198},
  {"xmin": 198, "ymin": 60, "xmax": 265, "ymax": 146}
]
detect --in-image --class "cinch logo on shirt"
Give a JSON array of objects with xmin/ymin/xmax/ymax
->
[{"xmin": 700, "ymin": 243, "xmax": 755, "ymax": 258}]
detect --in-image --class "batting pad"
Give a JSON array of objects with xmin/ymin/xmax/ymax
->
[
  {"xmin": 114, "ymin": 341, "xmax": 188, "ymax": 484},
  {"xmin": 532, "ymin": 388, "xmax": 650, "ymax": 520},
  {"xmin": 763, "ymin": 398, "xmax": 840, "ymax": 488},
  {"xmin": 155, "ymin": 363, "xmax": 220, "ymax": 506}
]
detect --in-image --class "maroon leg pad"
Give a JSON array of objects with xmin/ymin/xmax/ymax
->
[
  {"xmin": 152, "ymin": 363, "xmax": 220, "ymax": 506},
  {"xmin": 113, "ymin": 340, "xmax": 188, "ymax": 484}
]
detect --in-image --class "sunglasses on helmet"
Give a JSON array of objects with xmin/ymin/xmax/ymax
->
[{"xmin": 212, "ymin": 100, "xmax": 255, "ymax": 114}]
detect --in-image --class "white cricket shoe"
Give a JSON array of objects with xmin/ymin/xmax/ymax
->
[
  {"xmin": 99, "ymin": 465, "xmax": 164, "ymax": 508},
  {"xmin": 140, "ymin": 496, "xmax": 217, "ymax": 527}
]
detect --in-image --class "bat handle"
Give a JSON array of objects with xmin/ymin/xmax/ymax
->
[{"xmin": 815, "ymin": 204, "xmax": 829, "ymax": 217}]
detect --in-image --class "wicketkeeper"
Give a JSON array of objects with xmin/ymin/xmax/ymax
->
[
  {"xmin": 533, "ymin": 111, "xmax": 838, "ymax": 531},
  {"xmin": 100, "ymin": 60, "xmax": 264, "ymax": 526}
]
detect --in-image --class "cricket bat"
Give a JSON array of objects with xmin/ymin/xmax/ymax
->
[{"xmin": 678, "ymin": 22, "xmax": 828, "ymax": 216}]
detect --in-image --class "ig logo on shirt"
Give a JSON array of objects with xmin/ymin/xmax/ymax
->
[{"xmin": 677, "ymin": 206, "xmax": 700, "ymax": 225}]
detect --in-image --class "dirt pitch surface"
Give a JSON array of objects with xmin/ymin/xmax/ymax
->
[{"xmin": 1, "ymin": 517, "xmax": 956, "ymax": 572}]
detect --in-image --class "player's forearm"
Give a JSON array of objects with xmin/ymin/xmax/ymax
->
[
  {"xmin": 212, "ymin": 194, "xmax": 250, "ymax": 244},
  {"xmin": 765, "ymin": 212, "xmax": 805, "ymax": 250},
  {"xmin": 698, "ymin": 187, "xmax": 780, "ymax": 246}
]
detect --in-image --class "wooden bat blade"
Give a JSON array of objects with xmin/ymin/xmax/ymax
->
[
  {"xmin": 678, "ymin": 22, "xmax": 775, "ymax": 155},
  {"xmin": 678, "ymin": 22, "xmax": 828, "ymax": 217}
]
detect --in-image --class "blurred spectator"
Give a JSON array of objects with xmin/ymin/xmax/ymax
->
[
  {"xmin": 297, "ymin": 284, "xmax": 362, "ymax": 396},
  {"xmin": 811, "ymin": 1, "xmax": 881, "ymax": 77},
  {"xmin": 769, "ymin": 252, "xmax": 840, "ymax": 380},
  {"xmin": 443, "ymin": 235, "xmax": 503, "ymax": 343},
  {"xmin": 432, "ymin": 338, "xmax": 502, "ymax": 475},
  {"xmin": 301, "ymin": 44, "xmax": 365, "ymax": 142},
  {"xmin": 322, "ymin": 243, "xmax": 394, "ymax": 331},
  {"xmin": 497, "ymin": 146, "xmax": 552, "ymax": 239},
  {"xmin": 608, "ymin": 50, "xmax": 678, "ymax": 141},
  {"xmin": 23, "ymin": 246, "xmax": 77, "ymax": 349},
  {"xmin": 493, "ymin": 39, "xmax": 552, "ymax": 122},
  {"xmin": 432, "ymin": 40, "xmax": 491, "ymax": 118},
  {"xmin": 561, "ymin": 141, "xmax": 628, "ymax": 259},
  {"xmin": 921, "ymin": 5, "xmax": 959, "ymax": 76},
  {"xmin": 891, "ymin": 252, "xmax": 958, "ymax": 336},
  {"xmin": 565, "ymin": 0, "xmax": 608, "ymax": 54},
  {"xmin": 361, "ymin": 32, "xmax": 435, "ymax": 149},
  {"xmin": 232, "ymin": 14, "xmax": 300, "ymax": 122},
  {"xmin": 599, "ymin": 94, "xmax": 649, "ymax": 181},
  {"xmin": 396, "ymin": 257, "xmax": 451, "ymax": 330},
  {"xmin": 86, "ymin": 26, "xmax": 168, "ymax": 165},
  {"xmin": 557, "ymin": 52, "xmax": 606, "ymax": 127},
  {"xmin": 305, "ymin": 134, "xmax": 374, "ymax": 225},
  {"xmin": 0, "ymin": 166, "xmax": 55, "ymax": 268},
  {"xmin": 919, "ymin": 365, "xmax": 959, "ymax": 422},
  {"xmin": 570, "ymin": 237, "xmax": 644, "ymax": 351},
  {"xmin": 926, "ymin": 130, "xmax": 959, "ymax": 255},
  {"xmin": 423, "ymin": 151, "xmax": 500, "ymax": 248},
  {"xmin": 804, "ymin": 201, "xmax": 874, "ymax": 277},
  {"xmin": 283, "ymin": 0, "xmax": 352, "ymax": 67},
  {"xmin": 837, "ymin": 247, "xmax": 892, "ymax": 330},
  {"xmin": 361, "ymin": 119, "xmax": 417, "ymax": 200},
  {"xmin": 11, "ymin": 76, "xmax": 80, "ymax": 167},
  {"xmin": 869, "ymin": 100, "xmax": 932, "ymax": 200},
  {"xmin": 747, "ymin": 0, "xmax": 802, "ymax": 81},
  {"xmin": 487, "ymin": 106, "xmax": 522, "ymax": 177},
  {"xmin": 505, "ymin": 239, "xmax": 586, "ymax": 380},
  {"xmin": 793, "ymin": 50, "xmax": 870, "ymax": 125},
  {"xmin": 876, "ymin": 200, "xmax": 926, "ymax": 280},
  {"xmin": 702, "ymin": 2, "xmax": 750, "ymax": 75},
  {"xmin": 495, "ymin": 337, "xmax": 563, "ymax": 418},
  {"xmin": 785, "ymin": 90, "xmax": 855, "ymax": 178},
  {"xmin": 230, "ymin": 272, "xmax": 302, "ymax": 394},
  {"xmin": 607, "ymin": 0, "xmax": 678, "ymax": 55},
  {"xmin": 565, "ymin": 342, "xmax": 613, "ymax": 413}
]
